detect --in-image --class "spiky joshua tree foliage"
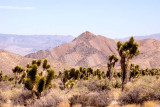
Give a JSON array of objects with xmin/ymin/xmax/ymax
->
[
  {"xmin": 107, "ymin": 55, "xmax": 119, "ymax": 81},
  {"xmin": 117, "ymin": 36, "xmax": 140, "ymax": 91},
  {"xmin": 43, "ymin": 58, "xmax": 51, "ymax": 71},
  {"xmin": 24, "ymin": 59, "xmax": 55, "ymax": 98}
]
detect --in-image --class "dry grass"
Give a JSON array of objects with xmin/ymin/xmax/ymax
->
[
  {"xmin": 1, "ymin": 76, "xmax": 160, "ymax": 107},
  {"xmin": 118, "ymin": 76, "xmax": 160, "ymax": 105}
]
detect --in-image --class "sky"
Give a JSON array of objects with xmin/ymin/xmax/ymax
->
[{"xmin": 0, "ymin": 0, "xmax": 160, "ymax": 39}]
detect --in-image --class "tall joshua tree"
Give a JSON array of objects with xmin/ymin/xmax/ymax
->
[
  {"xmin": 117, "ymin": 36, "xmax": 140, "ymax": 91},
  {"xmin": 107, "ymin": 55, "xmax": 119, "ymax": 81}
]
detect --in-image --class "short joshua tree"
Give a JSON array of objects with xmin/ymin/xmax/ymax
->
[
  {"xmin": 24, "ymin": 59, "xmax": 55, "ymax": 98},
  {"xmin": 107, "ymin": 55, "xmax": 119, "ymax": 81},
  {"xmin": 12, "ymin": 65, "xmax": 25, "ymax": 84}
]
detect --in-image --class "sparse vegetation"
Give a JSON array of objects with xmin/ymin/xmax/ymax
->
[
  {"xmin": 1, "ymin": 36, "xmax": 160, "ymax": 107},
  {"xmin": 118, "ymin": 76, "xmax": 160, "ymax": 105}
]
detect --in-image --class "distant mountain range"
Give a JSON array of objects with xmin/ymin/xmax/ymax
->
[
  {"xmin": 118, "ymin": 33, "xmax": 160, "ymax": 41},
  {"xmin": 1, "ymin": 33, "xmax": 160, "ymax": 56},
  {"xmin": 0, "ymin": 34, "xmax": 74, "ymax": 56}
]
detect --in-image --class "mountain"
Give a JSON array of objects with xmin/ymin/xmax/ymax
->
[
  {"xmin": 119, "ymin": 33, "xmax": 160, "ymax": 41},
  {"xmin": 25, "ymin": 31, "xmax": 118, "ymax": 67},
  {"xmin": 25, "ymin": 31, "xmax": 160, "ymax": 69},
  {"xmin": 0, "ymin": 34, "xmax": 74, "ymax": 56}
]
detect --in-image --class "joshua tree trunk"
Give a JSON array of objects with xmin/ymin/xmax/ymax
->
[
  {"xmin": 125, "ymin": 59, "xmax": 131, "ymax": 83},
  {"xmin": 109, "ymin": 64, "xmax": 114, "ymax": 81},
  {"xmin": 121, "ymin": 57, "xmax": 131, "ymax": 91},
  {"xmin": 15, "ymin": 73, "xmax": 18, "ymax": 84},
  {"xmin": 121, "ymin": 57, "xmax": 126, "ymax": 91}
]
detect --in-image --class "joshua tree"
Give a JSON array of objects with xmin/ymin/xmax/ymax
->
[
  {"xmin": 107, "ymin": 55, "xmax": 119, "ymax": 81},
  {"xmin": 117, "ymin": 36, "xmax": 140, "ymax": 91},
  {"xmin": 43, "ymin": 58, "xmax": 51, "ymax": 70},
  {"xmin": 42, "ymin": 58, "xmax": 51, "ymax": 76},
  {"xmin": 0, "ymin": 71, "xmax": 3, "ymax": 81},
  {"xmin": 58, "ymin": 71, "xmax": 62, "ymax": 78},
  {"xmin": 18, "ymin": 71, "xmax": 27, "ymax": 84},
  {"xmin": 87, "ymin": 67, "xmax": 93, "ymax": 75},
  {"xmin": 12, "ymin": 65, "xmax": 25, "ymax": 84},
  {"xmin": 130, "ymin": 64, "xmax": 140, "ymax": 80},
  {"xmin": 62, "ymin": 70, "xmax": 69, "ymax": 88},
  {"xmin": 37, "ymin": 59, "xmax": 42, "ymax": 67},
  {"xmin": 69, "ymin": 68, "xmax": 76, "ymax": 79},
  {"xmin": 45, "ymin": 69, "xmax": 55, "ymax": 89},
  {"xmin": 94, "ymin": 69, "xmax": 102, "ymax": 79},
  {"xmin": 74, "ymin": 70, "xmax": 81, "ymax": 80},
  {"xmin": 24, "ymin": 60, "xmax": 55, "ymax": 98}
]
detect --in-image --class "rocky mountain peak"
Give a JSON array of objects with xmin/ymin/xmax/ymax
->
[{"xmin": 73, "ymin": 31, "xmax": 96, "ymax": 42}]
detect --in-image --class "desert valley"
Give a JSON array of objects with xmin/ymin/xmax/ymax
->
[{"xmin": 1, "ymin": 0, "xmax": 160, "ymax": 106}]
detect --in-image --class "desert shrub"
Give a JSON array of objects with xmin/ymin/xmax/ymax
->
[
  {"xmin": 12, "ymin": 89, "xmax": 62, "ymax": 107},
  {"xmin": 69, "ymin": 90, "xmax": 113, "ymax": 107},
  {"xmin": 69, "ymin": 94, "xmax": 98, "ymax": 107},
  {"xmin": 77, "ymin": 79, "xmax": 112, "ymax": 91},
  {"xmin": 111, "ymin": 78, "xmax": 122, "ymax": 88},
  {"xmin": 0, "ymin": 90, "xmax": 7, "ymax": 104},
  {"xmin": 118, "ymin": 76, "xmax": 160, "ymax": 105},
  {"xmin": 32, "ymin": 93, "xmax": 62, "ymax": 107},
  {"xmin": 11, "ymin": 90, "xmax": 33, "ymax": 106},
  {"xmin": 77, "ymin": 78, "xmax": 122, "ymax": 92}
]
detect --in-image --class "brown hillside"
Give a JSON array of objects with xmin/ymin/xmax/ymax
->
[
  {"xmin": 0, "ymin": 49, "xmax": 74, "ymax": 76},
  {"xmin": 26, "ymin": 31, "xmax": 118, "ymax": 67},
  {"xmin": 0, "ymin": 49, "xmax": 32, "ymax": 76},
  {"xmin": 132, "ymin": 39, "xmax": 160, "ymax": 68}
]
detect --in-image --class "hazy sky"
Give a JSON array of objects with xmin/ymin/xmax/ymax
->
[{"xmin": 0, "ymin": 0, "xmax": 160, "ymax": 39}]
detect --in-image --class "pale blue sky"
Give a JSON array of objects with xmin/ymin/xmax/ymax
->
[{"xmin": 0, "ymin": 0, "xmax": 160, "ymax": 39}]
